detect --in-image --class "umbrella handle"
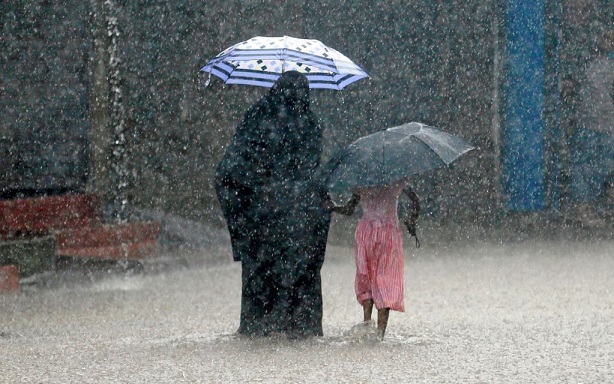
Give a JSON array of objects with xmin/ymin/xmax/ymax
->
[
  {"xmin": 205, "ymin": 72, "xmax": 212, "ymax": 87},
  {"xmin": 403, "ymin": 220, "xmax": 420, "ymax": 248},
  {"xmin": 414, "ymin": 233, "xmax": 420, "ymax": 248}
]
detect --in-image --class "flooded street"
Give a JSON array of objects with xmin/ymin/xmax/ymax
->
[
  {"xmin": 3, "ymin": 2, "xmax": 612, "ymax": 384},
  {"xmin": 1, "ymin": 239, "xmax": 613, "ymax": 383}
]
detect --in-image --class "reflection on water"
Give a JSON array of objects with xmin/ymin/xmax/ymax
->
[{"xmin": 90, "ymin": 277, "xmax": 145, "ymax": 293}]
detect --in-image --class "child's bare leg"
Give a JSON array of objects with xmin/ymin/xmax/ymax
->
[
  {"xmin": 377, "ymin": 308, "xmax": 390, "ymax": 340},
  {"xmin": 362, "ymin": 299, "xmax": 374, "ymax": 322}
]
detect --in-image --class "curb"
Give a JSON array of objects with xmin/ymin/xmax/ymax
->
[{"xmin": 0, "ymin": 264, "xmax": 19, "ymax": 293}]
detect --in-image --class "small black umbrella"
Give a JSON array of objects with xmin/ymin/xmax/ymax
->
[{"xmin": 327, "ymin": 122, "xmax": 475, "ymax": 194}]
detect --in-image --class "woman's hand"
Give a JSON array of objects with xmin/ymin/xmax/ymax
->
[{"xmin": 329, "ymin": 193, "xmax": 360, "ymax": 215}]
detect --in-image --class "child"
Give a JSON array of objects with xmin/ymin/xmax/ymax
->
[{"xmin": 353, "ymin": 179, "xmax": 420, "ymax": 340}]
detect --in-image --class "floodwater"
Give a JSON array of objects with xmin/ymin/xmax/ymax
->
[{"xmin": 1, "ymin": 239, "xmax": 613, "ymax": 383}]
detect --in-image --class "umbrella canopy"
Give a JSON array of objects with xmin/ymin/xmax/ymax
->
[
  {"xmin": 327, "ymin": 122, "xmax": 475, "ymax": 194},
  {"xmin": 201, "ymin": 35, "xmax": 369, "ymax": 90}
]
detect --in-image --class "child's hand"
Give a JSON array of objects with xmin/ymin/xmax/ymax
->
[
  {"xmin": 323, "ymin": 199, "xmax": 335, "ymax": 211},
  {"xmin": 329, "ymin": 193, "xmax": 360, "ymax": 216}
]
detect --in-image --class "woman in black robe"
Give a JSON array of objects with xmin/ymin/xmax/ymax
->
[{"xmin": 215, "ymin": 71, "xmax": 348, "ymax": 338}]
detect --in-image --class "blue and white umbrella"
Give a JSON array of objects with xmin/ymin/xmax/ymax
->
[{"xmin": 201, "ymin": 35, "xmax": 369, "ymax": 90}]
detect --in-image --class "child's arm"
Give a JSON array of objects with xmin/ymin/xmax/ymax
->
[{"xmin": 329, "ymin": 193, "xmax": 360, "ymax": 216}]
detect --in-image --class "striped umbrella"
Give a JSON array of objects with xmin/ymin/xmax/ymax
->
[{"xmin": 201, "ymin": 35, "xmax": 369, "ymax": 90}]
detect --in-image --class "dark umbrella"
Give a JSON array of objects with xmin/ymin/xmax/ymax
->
[{"xmin": 327, "ymin": 122, "xmax": 475, "ymax": 194}]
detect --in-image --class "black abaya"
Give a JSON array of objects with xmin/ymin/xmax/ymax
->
[{"xmin": 215, "ymin": 71, "xmax": 330, "ymax": 337}]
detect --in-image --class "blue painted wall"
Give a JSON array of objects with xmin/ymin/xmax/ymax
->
[{"xmin": 503, "ymin": 0, "xmax": 546, "ymax": 211}]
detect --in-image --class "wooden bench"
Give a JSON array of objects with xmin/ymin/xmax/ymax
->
[{"xmin": 0, "ymin": 194, "xmax": 160, "ymax": 260}]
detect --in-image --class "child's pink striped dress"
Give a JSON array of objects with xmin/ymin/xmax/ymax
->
[{"xmin": 354, "ymin": 181, "xmax": 406, "ymax": 312}]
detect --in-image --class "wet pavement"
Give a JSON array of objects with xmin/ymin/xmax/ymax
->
[{"xmin": 1, "ymin": 239, "xmax": 613, "ymax": 383}]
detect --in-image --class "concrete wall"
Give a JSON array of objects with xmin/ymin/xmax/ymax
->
[
  {"xmin": 1, "ymin": 2, "xmax": 92, "ymax": 196},
  {"xmin": 115, "ymin": 0, "xmax": 500, "ymax": 225},
  {"xmin": 1, "ymin": 1, "xmax": 606, "ymax": 227}
]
